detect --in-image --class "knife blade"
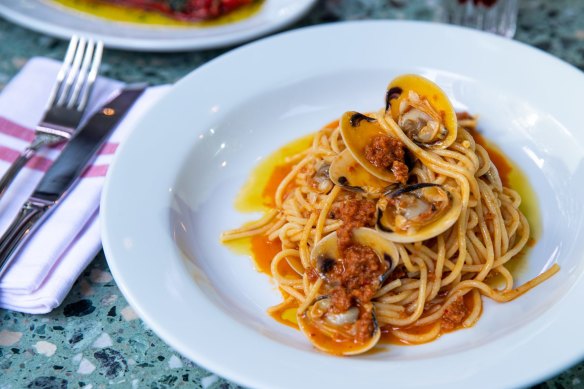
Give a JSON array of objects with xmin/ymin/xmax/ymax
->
[{"xmin": 0, "ymin": 84, "xmax": 146, "ymax": 279}]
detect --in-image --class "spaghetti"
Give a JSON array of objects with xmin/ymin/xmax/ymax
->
[{"xmin": 221, "ymin": 74, "xmax": 559, "ymax": 356}]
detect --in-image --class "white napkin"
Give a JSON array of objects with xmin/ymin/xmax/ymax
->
[{"xmin": 0, "ymin": 57, "xmax": 170, "ymax": 313}]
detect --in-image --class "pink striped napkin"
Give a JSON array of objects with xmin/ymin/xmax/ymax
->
[{"xmin": 0, "ymin": 57, "xmax": 170, "ymax": 313}]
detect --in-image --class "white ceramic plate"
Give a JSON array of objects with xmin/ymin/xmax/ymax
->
[
  {"xmin": 0, "ymin": 0, "xmax": 316, "ymax": 51},
  {"xmin": 101, "ymin": 21, "xmax": 584, "ymax": 389}
]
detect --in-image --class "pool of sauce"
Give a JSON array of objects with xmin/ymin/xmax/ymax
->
[
  {"xmin": 224, "ymin": 119, "xmax": 541, "ymax": 346},
  {"xmin": 51, "ymin": 0, "xmax": 264, "ymax": 27},
  {"xmin": 223, "ymin": 133, "xmax": 314, "ymax": 274}
]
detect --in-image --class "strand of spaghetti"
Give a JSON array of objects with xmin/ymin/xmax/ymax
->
[
  {"xmin": 376, "ymin": 311, "xmax": 402, "ymax": 319},
  {"xmin": 271, "ymin": 249, "xmax": 303, "ymax": 285},
  {"xmin": 449, "ymin": 263, "xmax": 560, "ymax": 302},
  {"xmin": 265, "ymin": 216, "xmax": 286, "ymax": 237},
  {"xmin": 493, "ymin": 212, "xmax": 530, "ymax": 267},
  {"xmin": 299, "ymin": 212, "xmax": 317, "ymax": 269},
  {"xmin": 494, "ymin": 265, "xmax": 514, "ymax": 291},
  {"xmin": 374, "ymin": 279, "xmax": 402, "ymax": 298},
  {"xmin": 279, "ymin": 284, "xmax": 306, "ymax": 302},
  {"xmin": 450, "ymin": 142, "xmax": 480, "ymax": 172},
  {"xmin": 463, "ymin": 289, "xmax": 483, "ymax": 327},
  {"xmin": 429, "ymin": 234, "xmax": 446, "ymax": 300},
  {"xmin": 474, "ymin": 198, "xmax": 496, "ymax": 281},
  {"xmin": 220, "ymin": 220, "xmax": 276, "ymax": 241},
  {"xmin": 501, "ymin": 201, "xmax": 521, "ymax": 239},
  {"xmin": 312, "ymin": 147, "xmax": 337, "ymax": 157},
  {"xmin": 272, "ymin": 222, "xmax": 296, "ymax": 242},
  {"xmin": 286, "ymin": 255, "xmax": 306, "ymax": 277},
  {"xmin": 293, "ymin": 188, "xmax": 313, "ymax": 212},
  {"xmin": 298, "ymin": 278, "xmax": 323, "ymax": 314},
  {"xmin": 467, "ymin": 208, "xmax": 479, "ymax": 229},
  {"xmin": 284, "ymin": 147, "xmax": 312, "ymax": 164},
  {"xmin": 474, "ymin": 145, "xmax": 492, "ymax": 177},
  {"xmin": 434, "ymin": 148, "xmax": 477, "ymax": 174},
  {"xmin": 318, "ymin": 220, "xmax": 343, "ymax": 235},
  {"xmin": 383, "ymin": 258, "xmax": 428, "ymax": 326},
  {"xmin": 393, "ymin": 321, "xmax": 442, "ymax": 344},
  {"xmin": 275, "ymin": 156, "xmax": 313, "ymax": 208},
  {"xmin": 503, "ymin": 187, "xmax": 522, "ymax": 208},
  {"xmin": 329, "ymin": 127, "xmax": 343, "ymax": 154},
  {"xmin": 399, "ymin": 245, "xmax": 418, "ymax": 273},
  {"xmin": 314, "ymin": 186, "xmax": 341, "ymax": 243},
  {"xmin": 441, "ymin": 208, "xmax": 469, "ymax": 286},
  {"xmin": 374, "ymin": 303, "xmax": 405, "ymax": 313},
  {"xmin": 413, "ymin": 289, "xmax": 467, "ymax": 326},
  {"xmin": 479, "ymin": 179, "xmax": 502, "ymax": 262},
  {"xmin": 377, "ymin": 290, "xmax": 414, "ymax": 304},
  {"xmin": 266, "ymin": 296, "xmax": 296, "ymax": 314},
  {"xmin": 467, "ymin": 230, "xmax": 487, "ymax": 262},
  {"xmin": 465, "ymin": 234, "xmax": 482, "ymax": 266},
  {"xmin": 220, "ymin": 209, "xmax": 278, "ymax": 241}
]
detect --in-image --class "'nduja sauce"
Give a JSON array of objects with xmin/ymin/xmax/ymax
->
[
  {"xmin": 364, "ymin": 135, "xmax": 409, "ymax": 184},
  {"xmin": 308, "ymin": 197, "xmax": 387, "ymax": 343}
]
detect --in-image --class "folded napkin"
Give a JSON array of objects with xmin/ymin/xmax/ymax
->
[{"xmin": 0, "ymin": 57, "xmax": 170, "ymax": 314}]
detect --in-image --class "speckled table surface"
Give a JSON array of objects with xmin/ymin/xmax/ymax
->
[{"xmin": 1, "ymin": 1, "xmax": 584, "ymax": 388}]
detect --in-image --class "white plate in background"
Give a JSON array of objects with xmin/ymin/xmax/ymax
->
[
  {"xmin": 0, "ymin": 0, "xmax": 317, "ymax": 51},
  {"xmin": 101, "ymin": 21, "xmax": 584, "ymax": 388}
]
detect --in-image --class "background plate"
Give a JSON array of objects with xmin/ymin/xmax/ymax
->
[
  {"xmin": 101, "ymin": 21, "xmax": 584, "ymax": 389},
  {"xmin": 0, "ymin": 0, "xmax": 317, "ymax": 51}
]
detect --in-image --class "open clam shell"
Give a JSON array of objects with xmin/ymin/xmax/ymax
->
[
  {"xmin": 329, "ymin": 149, "xmax": 390, "ymax": 195},
  {"xmin": 376, "ymin": 183, "xmax": 462, "ymax": 243},
  {"xmin": 340, "ymin": 111, "xmax": 406, "ymax": 183},
  {"xmin": 310, "ymin": 227, "xmax": 400, "ymax": 281},
  {"xmin": 297, "ymin": 297, "xmax": 381, "ymax": 356},
  {"xmin": 385, "ymin": 74, "xmax": 457, "ymax": 149}
]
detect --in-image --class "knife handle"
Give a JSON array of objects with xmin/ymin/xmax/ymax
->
[
  {"xmin": 0, "ymin": 135, "xmax": 51, "ymax": 199},
  {"xmin": 0, "ymin": 199, "xmax": 52, "ymax": 279},
  {"xmin": 0, "ymin": 149, "xmax": 35, "ymax": 198}
]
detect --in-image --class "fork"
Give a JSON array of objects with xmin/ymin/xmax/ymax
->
[{"xmin": 0, "ymin": 35, "xmax": 103, "ymax": 198}]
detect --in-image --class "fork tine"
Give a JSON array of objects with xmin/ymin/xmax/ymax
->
[
  {"xmin": 56, "ymin": 36, "xmax": 87, "ymax": 107},
  {"xmin": 77, "ymin": 40, "xmax": 103, "ymax": 112},
  {"xmin": 67, "ymin": 39, "xmax": 95, "ymax": 109},
  {"xmin": 45, "ymin": 35, "xmax": 79, "ymax": 110}
]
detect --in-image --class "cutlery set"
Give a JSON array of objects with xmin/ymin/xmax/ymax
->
[{"xmin": 0, "ymin": 36, "xmax": 145, "ymax": 278}]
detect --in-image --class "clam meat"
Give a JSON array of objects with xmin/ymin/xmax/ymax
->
[
  {"xmin": 385, "ymin": 74, "xmax": 458, "ymax": 149},
  {"xmin": 376, "ymin": 183, "xmax": 462, "ymax": 243}
]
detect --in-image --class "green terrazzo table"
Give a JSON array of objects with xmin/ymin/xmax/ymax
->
[{"xmin": 1, "ymin": 1, "xmax": 584, "ymax": 388}]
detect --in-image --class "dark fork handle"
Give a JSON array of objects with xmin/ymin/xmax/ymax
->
[{"xmin": 0, "ymin": 199, "xmax": 52, "ymax": 279}]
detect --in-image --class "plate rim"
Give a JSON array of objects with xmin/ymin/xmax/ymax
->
[
  {"xmin": 101, "ymin": 19, "xmax": 584, "ymax": 389},
  {"xmin": 0, "ymin": 0, "xmax": 318, "ymax": 51}
]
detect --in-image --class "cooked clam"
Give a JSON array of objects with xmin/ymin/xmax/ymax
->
[
  {"xmin": 329, "ymin": 149, "xmax": 389, "ymax": 195},
  {"xmin": 376, "ymin": 183, "xmax": 462, "ymax": 243},
  {"xmin": 310, "ymin": 227, "xmax": 399, "ymax": 281},
  {"xmin": 297, "ymin": 297, "xmax": 380, "ymax": 355},
  {"xmin": 340, "ymin": 111, "xmax": 409, "ymax": 184},
  {"xmin": 385, "ymin": 74, "xmax": 457, "ymax": 149},
  {"xmin": 300, "ymin": 227, "xmax": 400, "ymax": 354}
]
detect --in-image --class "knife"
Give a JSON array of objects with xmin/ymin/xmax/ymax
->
[{"xmin": 0, "ymin": 84, "xmax": 146, "ymax": 279}]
